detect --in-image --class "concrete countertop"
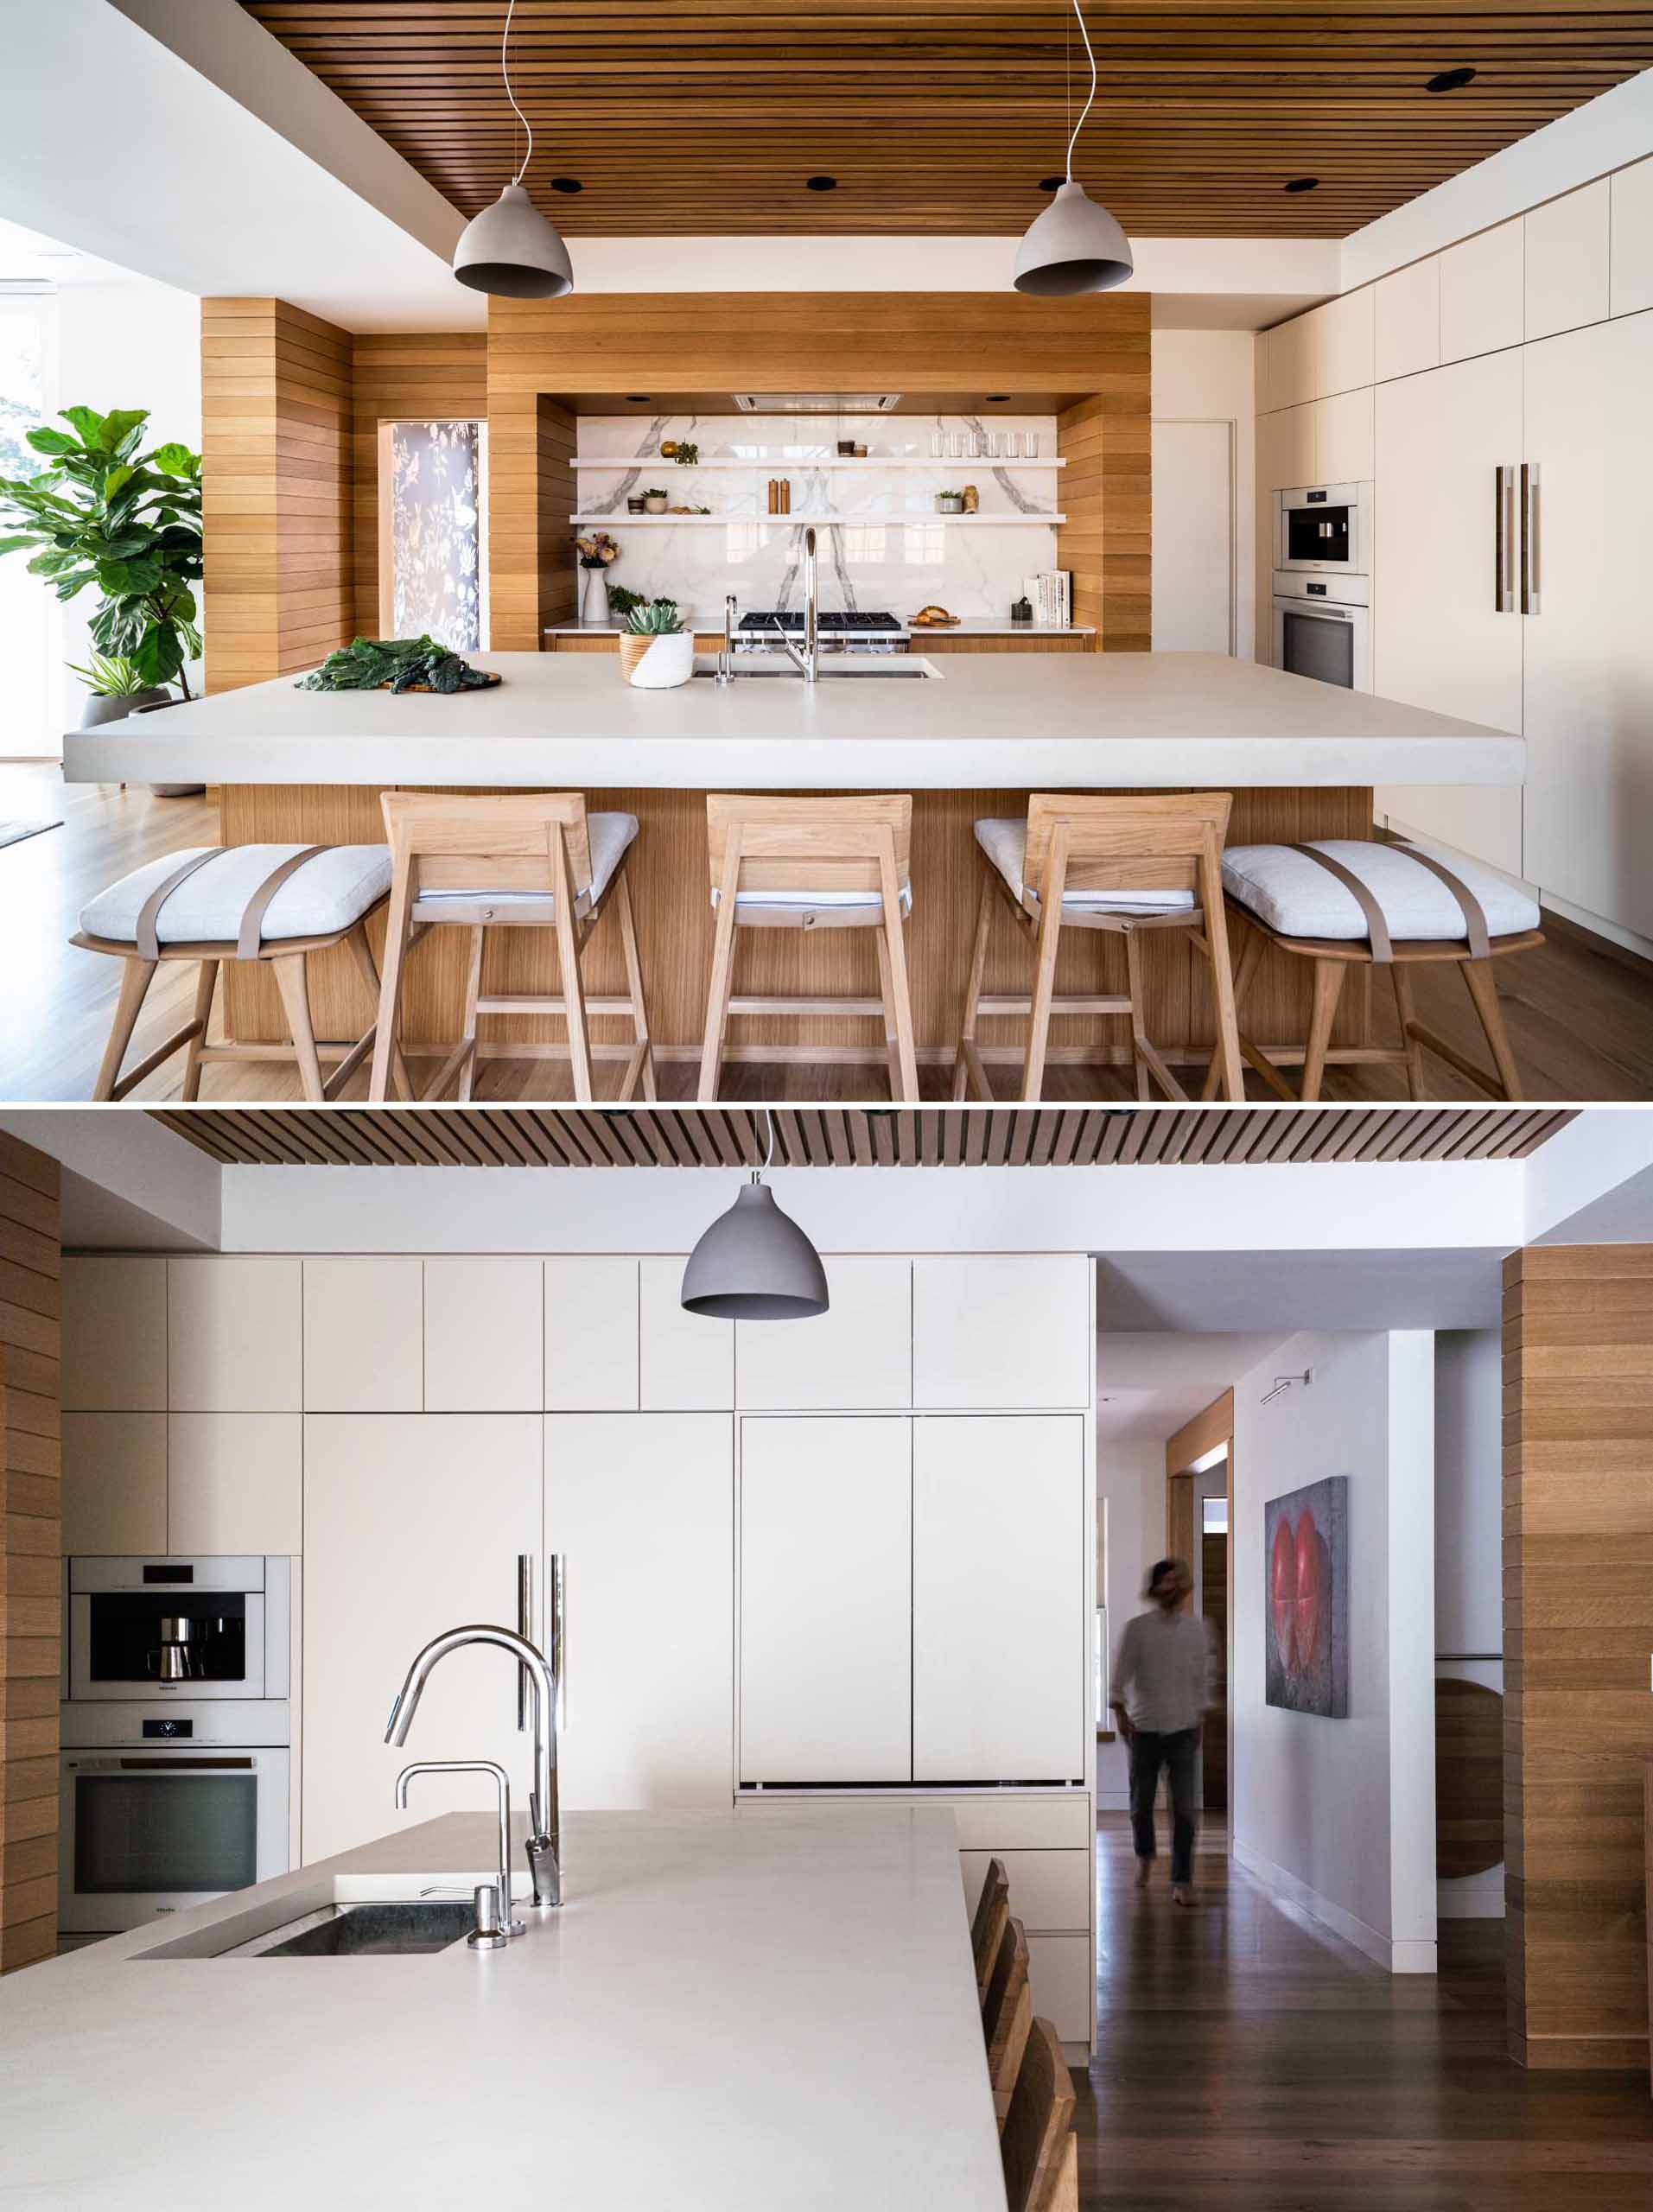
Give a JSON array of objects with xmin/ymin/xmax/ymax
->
[
  {"xmin": 0, "ymin": 1808, "xmax": 1001, "ymax": 2210},
  {"xmin": 63, "ymin": 651, "xmax": 1525, "ymax": 793}
]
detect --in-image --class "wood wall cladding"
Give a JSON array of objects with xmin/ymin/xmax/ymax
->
[
  {"xmin": 1504, "ymin": 1243, "xmax": 1653, "ymax": 2070},
  {"xmin": 0, "ymin": 1130, "xmax": 61, "ymax": 1974},
  {"xmin": 484, "ymin": 289, "xmax": 1150, "ymax": 655},
  {"xmin": 349, "ymin": 334, "xmax": 487, "ymax": 634},
  {"xmin": 201, "ymin": 300, "xmax": 354, "ymax": 692},
  {"xmin": 238, "ymin": 4, "xmax": 1653, "ymax": 241}
]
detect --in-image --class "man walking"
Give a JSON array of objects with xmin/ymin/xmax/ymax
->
[{"xmin": 1109, "ymin": 1557, "xmax": 1214, "ymax": 1907}]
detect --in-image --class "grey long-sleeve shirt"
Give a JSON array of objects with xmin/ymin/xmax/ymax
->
[{"xmin": 1111, "ymin": 1608, "xmax": 1215, "ymax": 1735}]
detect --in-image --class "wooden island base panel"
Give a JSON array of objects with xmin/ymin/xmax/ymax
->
[{"xmin": 218, "ymin": 784, "xmax": 1375, "ymax": 1076}]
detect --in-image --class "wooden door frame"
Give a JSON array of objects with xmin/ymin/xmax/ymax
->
[{"xmin": 1165, "ymin": 1389, "xmax": 1236, "ymax": 1838}]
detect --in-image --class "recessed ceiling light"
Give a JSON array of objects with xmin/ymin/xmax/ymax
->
[
  {"xmin": 550, "ymin": 177, "xmax": 582, "ymax": 194},
  {"xmin": 1037, "ymin": 176, "xmax": 1065, "ymax": 194},
  {"xmin": 985, "ymin": 394, "xmax": 1009, "ymax": 402},
  {"xmin": 804, "ymin": 175, "xmax": 837, "ymax": 192},
  {"xmin": 1426, "ymin": 66, "xmax": 1477, "ymax": 93},
  {"xmin": 1284, "ymin": 176, "xmax": 1320, "ymax": 194},
  {"xmin": 626, "ymin": 393, "xmax": 651, "ymax": 402}
]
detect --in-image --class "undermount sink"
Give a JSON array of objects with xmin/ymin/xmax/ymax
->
[
  {"xmin": 690, "ymin": 664, "xmax": 935, "ymax": 679},
  {"xmin": 232, "ymin": 1900, "xmax": 475, "ymax": 1957}
]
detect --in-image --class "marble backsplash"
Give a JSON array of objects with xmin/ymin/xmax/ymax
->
[{"xmin": 569, "ymin": 412, "xmax": 1062, "ymax": 621}]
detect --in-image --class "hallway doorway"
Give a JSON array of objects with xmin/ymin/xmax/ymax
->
[{"xmin": 1193, "ymin": 1474, "xmax": 1228, "ymax": 1814}]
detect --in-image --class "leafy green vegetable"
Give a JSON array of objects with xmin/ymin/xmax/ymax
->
[
  {"xmin": 0, "ymin": 404, "xmax": 203, "ymax": 700},
  {"xmin": 606, "ymin": 583, "xmax": 645, "ymax": 616},
  {"xmin": 296, "ymin": 636, "xmax": 497, "ymax": 695}
]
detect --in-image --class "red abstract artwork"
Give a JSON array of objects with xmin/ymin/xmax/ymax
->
[{"xmin": 1264, "ymin": 1475, "xmax": 1348, "ymax": 1717}]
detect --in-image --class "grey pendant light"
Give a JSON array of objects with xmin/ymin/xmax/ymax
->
[
  {"xmin": 681, "ymin": 1113, "xmax": 830, "ymax": 1322},
  {"xmin": 1013, "ymin": 1, "xmax": 1132, "ymax": 296},
  {"xmin": 453, "ymin": 0, "xmax": 574, "ymax": 300}
]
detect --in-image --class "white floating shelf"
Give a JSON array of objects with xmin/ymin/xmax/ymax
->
[
  {"xmin": 569, "ymin": 512, "xmax": 1065, "ymax": 527},
  {"xmin": 571, "ymin": 456, "xmax": 1064, "ymax": 470}
]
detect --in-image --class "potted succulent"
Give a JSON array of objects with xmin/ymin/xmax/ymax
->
[
  {"xmin": 934, "ymin": 488, "xmax": 965, "ymax": 514},
  {"xmin": 0, "ymin": 404, "xmax": 205, "ymax": 791},
  {"xmin": 672, "ymin": 441, "xmax": 700, "ymax": 467},
  {"xmin": 643, "ymin": 487, "xmax": 669, "ymax": 514},
  {"xmin": 575, "ymin": 530, "xmax": 620, "ymax": 625},
  {"xmin": 618, "ymin": 598, "xmax": 693, "ymax": 688}
]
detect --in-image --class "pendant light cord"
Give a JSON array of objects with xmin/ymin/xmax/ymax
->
[
  {"xmin": 1065, "ymin": 0, "xmax": 1097, "ymax": 181},
  {"xmin": 502, "ymin": 0, "xmax": 534, "ymax": 187}
]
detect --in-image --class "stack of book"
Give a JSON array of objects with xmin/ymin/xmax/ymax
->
[{"xmin": 1021, "ymin": 570, "xmax": 1072, "ymax": 626}]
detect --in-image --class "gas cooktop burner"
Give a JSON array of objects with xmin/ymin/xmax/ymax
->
[{"xmin": 741, "ymin": 610, "xmax": 901, "ymax": 632}]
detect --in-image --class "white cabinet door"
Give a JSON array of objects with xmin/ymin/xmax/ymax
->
[
  {"xmin": 302, "ymin": 1259, "xmax": 423, "ymax": 1412},
  {"xmin": 739, "ymin": 1417, "xmax": 911, "ymax": 1783},
  {"xmin": 544, "ymin": 1258, "xmax": 638, "ymax": 1410},
  {"xmin": 640, "ymin": 1257, "xmax": 732, "ymax": 1408},
  {"xmin": 1524, "ymin": 179, "xmax": 1610, "ymax": 341},
  {"xmin": 61, "ymin": 1258, "xmax": 167, "ymax": 1411},
  {"xmin": 1027, "ymin": 1934, "xmax": 1094, "ymax": 2045},
  {"xmin": 1440, "ymin": 219, "xmax": 1523, "ymax": 363},
  {"xmin": 912, "ymin": 1255, "xmax": 1090, "ymax": 1410},
  {"xmin": 302, "ymin": 1414, "xmax": 543, "ymax": 1862},
  {"xmin": 1312, "ymin": 287, "xmax": 1374, "ymax": 399},
  {"xmin": 168, "ymin": 1258, "xmax": 302, "ymax": 1413},
  {"xmin": 1312, "ymin": 387, "xmax": 1374, "ymax": 485},
  {"xmin": 168, "ymin": 1414, "xmax": 302, "ymax": 1555},
  {"xmin": 61, "ymin": 1412, "xmax": 167, "ymax": 1555},
  {"xmin": 1375, "ymin": 257, "xmax": 1440, "ymax": 382},
  {"xmin": 1372, "ymin": 352, "xmax": 1526, "ymax": 874},
  {"xmin": 1151, "ymin": 421, "xmax": 1234, "ymax": 655},
  {"xmin": 424, "ymin": 1259, "xmax": 542, "ymax": 1411},
  {"xmin": 1522, "ymin": 313, "xmax": 1653, "ymax": 938},
  {"xmin": 912, "ymin": 1418, "xmax": 1086, "ymax": 1783},
  {"xmin": 735, "ymin": 1257, "xmax": 911, "ymax": 1409},
  {"xmin": 546, "ymin": 1414, "xmax": 734, "ymax": 1808},
  {"xmin": 1610, "ymin": 156, "xmax": 1653, "ymax": 317}
]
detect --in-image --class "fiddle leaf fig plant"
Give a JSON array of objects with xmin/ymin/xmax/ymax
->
[{"xmin": 0, "ymin": 404, "xmax": 204, "ymax": 697}]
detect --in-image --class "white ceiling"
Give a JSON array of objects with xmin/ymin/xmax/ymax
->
[
  {"xmin": 0, "ymin": 218, "xmax": 134, "ymax": 289},
  {"xmin": 1096, "ymin": 1331, "xmax": 1289, "ymax": 1446},
  {"xmin": 1096, "ymin": 1247, "xmax": 1506, "ymax": 1332}
]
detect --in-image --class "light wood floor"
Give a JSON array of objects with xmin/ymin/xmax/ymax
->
[
  {"xmin": 1083, "ymin": 1816, "xmax": 1653, "ymax": 2211},
  {"xmin": 6, "ymin": 763, "xmax": 1652, "ymax": 1104}
]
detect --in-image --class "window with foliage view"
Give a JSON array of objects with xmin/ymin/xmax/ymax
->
[{"xmin": 385, "ymin": 419, "xmax": 486, "ymax": 651}]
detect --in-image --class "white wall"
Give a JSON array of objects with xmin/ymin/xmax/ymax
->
[
  {"xmin": 1231, "ymin": 1328, "xmax": 1438, "ymax": 1973},
  {"xmin": 1434, "ymin": 1328, "xmax": 1504, "ymax": 1919},
  {"xmin": 52, "ymin": 276, "xmax": 202, "ymax": 739},
  {"xmin": 1151, "ymin": 329, "xmax": 1256, "ymax": 661},
  {"xmin": 1094, "ymin": 1437, "xmax": 1164, "ymax": 1808}
]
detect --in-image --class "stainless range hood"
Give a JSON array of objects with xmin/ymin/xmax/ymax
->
[{"xmin": 731, "ymin": 392, "xmax": 902, "ymax": 412}]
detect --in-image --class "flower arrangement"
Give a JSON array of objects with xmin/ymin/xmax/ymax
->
[{"xmin": 576, "ymin": 531, "xmax": 620, "ymax": 569}]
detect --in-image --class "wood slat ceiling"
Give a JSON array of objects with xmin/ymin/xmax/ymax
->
[
  {"xmin": 237, "ymin": 3, "xmax": 1653, "ymax": 238},
  {"xmin": 151, "ymin": 1105, "xmax": 1574, "ymax": 1168}
]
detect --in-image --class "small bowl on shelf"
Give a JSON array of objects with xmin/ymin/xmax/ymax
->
[{"xmin": 934, "ymin": 493, "xmax": 965, "ymax": 515}]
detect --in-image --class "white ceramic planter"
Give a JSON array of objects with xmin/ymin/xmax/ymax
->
[{"xmin": 623, "ymin": 632, "xmax": 695, "ymax": 689}]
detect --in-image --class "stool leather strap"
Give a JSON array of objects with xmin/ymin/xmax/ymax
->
[
  {"xmin": 1287, "ymin": 842, "xmax": 1393, "ymax": 963},
  {"xmin": 1393, "ymin": 843, "xmax": 1493, "ymax": 960},
  {"xmin": 237, "ymin": 845, "xmax": 327, "ymax": 959},
  {"xmin": 133, "ymin": 849, "xmax": 221, "ymax": 960}
]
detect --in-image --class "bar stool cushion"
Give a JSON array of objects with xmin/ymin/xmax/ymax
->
[
  {"xmin": 80, "ymin": 844, "xmax": 392, "ymax": 947},
  {"xmin": 413, "ymin": 812, "xmax": 639, "ymax": 911},
  {"xmin": 1221, "ymin": 840, "xmax": 1540, "ymax": 943},
  {"xmin": 974, "ymin": 818, "xmax": 1196, "ymax": 915}
]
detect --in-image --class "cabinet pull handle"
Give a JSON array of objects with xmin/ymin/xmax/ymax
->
[
  {"xmin": 1494, "ymin": 466, "xmax": 1508, "ymax": 612},
  {"xmin": 550, "ymin": 1553, "xmax": 566, "ymax": 1730},
  {"xmin": 1521, "ymin": 462, "xmax": 1541, "ymax": 616},
  {"xmin": 517, "ymin": 1553, "xmax": 531, "ymax": 1732},
  {"xmin": 1496, "ymin": 464, "xmax": 1519, "ymax": 613}
]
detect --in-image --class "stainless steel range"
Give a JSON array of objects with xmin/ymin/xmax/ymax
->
[{"xmin": 736, "ymin": 609, "xmax": 909, "ymax": 657}]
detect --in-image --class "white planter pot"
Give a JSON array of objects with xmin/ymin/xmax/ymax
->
[{"xmin": 624, "ymin": 632, "xmax": 696, "ymax": 689}]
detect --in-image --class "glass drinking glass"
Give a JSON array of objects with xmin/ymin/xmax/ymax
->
[
  {"xmin": 1024, "ymin": 431, "xmax": 1040, "ymax": 460},
  {"xmin": 930, "ymin": 429, "xmax": 944, "ymax": 459},
  {"xmin": 1004, "ymin": 431, "xmax": 1023, "ymax": 461},
  {"xmin": 983, "ymin": 430, "xmax": 1002, "ymax": 460},
  {"xmin": 944, "ymin": 431, "xmax": 962, "ymax": 461}
]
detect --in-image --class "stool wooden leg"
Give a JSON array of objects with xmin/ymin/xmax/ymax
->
[
  {"xmin": 457, "ymin": 925, "xmax": 485, "ymax": 1103},
  {"xmin": 874, "ymin": 928, "xmax": 906, "ymax": 1101},
  {"xmin": 1461, "ymin": 958, "xmax": 1523, "ymax": 1100},
  {"xmin": 1201, "ymin": 926, "xmax": 1264, "ymax": 1102},
  {"xmin": 1389, "ymin": 963, "xmax": 1424, "ymax": 1100},
  {"xmin": 698, "ymin": 885, "xmax": 741, "ymax": 1104},
  {"xmin": 1020, "ymin": 901, "xmax": 1063, "ymax": 1104},
  {"xmin": 614, "ymin": 874, "xmax": 657, "ymax": 1102},
  {"xmin": 954, "ymin": 869, "xmax": 994, "ymax": 1102},
  {"xmin": 1123, "ymin": 929, "xmax": 1151, "ymax": 1103},
  {"xmin": 181, "ymin": 961, "xmax": 219, "ymax": 1102},
  {"xmin": 1301, "ymin": 958, "xmax": 1346, "ymax": 1103},
  {"xmin": 370, "ymin": 866, "xmax": 416, "ymax": 1103},
  {"xmin": 875, "ymin": 844, "xmax": 919, "ymax": 1102},
  {"xmin": 1198, "ymin": 843, "xmax": 1245, "ymax": 1104},
  {"xmin": 342, "ymin": 922, "xmax": 411, "ymax": 1102},
  {"xmin": 272, "ymin": 952, "xmax": 325, "ymax": 1102},
  {"xmin": 92, "ymin": 956, "xmax": 158, "ymax": 1101}
]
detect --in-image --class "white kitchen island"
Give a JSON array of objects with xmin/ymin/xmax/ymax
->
[
  {"xmin": 0, "ymin": 1808, "xmax": 1004, "ymax": 2209},
  {"xmin": 59, "ymin": 649, "xmax": 1524, "ymax": 1075}
]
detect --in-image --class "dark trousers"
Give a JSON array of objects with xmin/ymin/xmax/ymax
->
[{"xmin": 1128, "ymin": 1726, "xmax": 1199, "ymax": 1886}]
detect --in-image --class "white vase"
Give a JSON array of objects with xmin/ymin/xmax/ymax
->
[
  {"xmin": 580, "ymin": 569, "xmax": 611, "ymax": 626},
  {"xmin": 625, "ymin": 631, "xmax": 696, "ymax": 690}
]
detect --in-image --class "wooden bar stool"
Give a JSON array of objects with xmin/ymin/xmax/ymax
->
[
  {"xmin": 73, "ymin": 842, "xmax": 404, "ymax": 1103},
  {"xmin": 971, "ymin": 1855, "xmax": 1012, "ymax": 2002},
  {"xmin": 1205, "ymin": 838, "xmax": 1542, "ymax": 1103},
  {"xmin": 1002, "ymin": 2015, "xmax": 1079, "ymax": 2212},
  {"xmin": 697, "ymin": 795, "xmax": 918, "ymax": 1102},
  {"xmin": 370, "ymin": 791, "xmax": 653, "ymax": 1105},
  {"xmin": 982, "ymin": 1912, "xmax": 1033, "ymax": 2131},
  {"xmin": 957, "ymin": 794, "xmax": 1244, "ymax": 1104}
]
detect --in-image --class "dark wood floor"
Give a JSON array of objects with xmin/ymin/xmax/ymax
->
[
  {"xmin": 1082, "ymin": 1818, "xmax": 1653, "ymax": 2211},
  {"xmin": 6, "ymin": 763, "xmax": 1653, "ymax": 1103}
]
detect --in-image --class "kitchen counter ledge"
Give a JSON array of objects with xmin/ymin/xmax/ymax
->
[{"xmin": 0, "ymin": 1808, "xmax": 1001, "ymax": 2209}]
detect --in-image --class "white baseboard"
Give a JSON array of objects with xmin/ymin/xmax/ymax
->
[
  {"xmin": 1096, "ymin": 1790, "xmax": 1129, "ymax": 1814},
  {"xmin": 1540, "ymin": 887, "xmax": 1653, "ymax": 966},
  {"xmin": 1233, "ymin": 1837, "xmax": 1437, "ymax": 1975}
]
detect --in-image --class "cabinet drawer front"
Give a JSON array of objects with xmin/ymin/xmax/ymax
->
[
  {"xmin": 736, "ymin": 1257, "xmax": 911, "ymax": 1409},
  {"xmin": 950, "ymin": 1794, "xmax": 1093, "ymax": 1851},
  {"xmin": 1027, "ymin": 1933, "xmax": 1094, "ymax": 2044},
  {"xmin": 63, "ymin": 1259, "xmax": 167, "ymax": 1412},
  {"xmin": 912, "ymin": 1255, "xmax": 1090, "ymax": 1409},
  {"xmin": 962, "ymin": 1848, "xmax": 1090, "ymax": 1934},
  {"xmin": 302, "ymin": 1259, "xmax": 422, "ymax": 1412}
]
